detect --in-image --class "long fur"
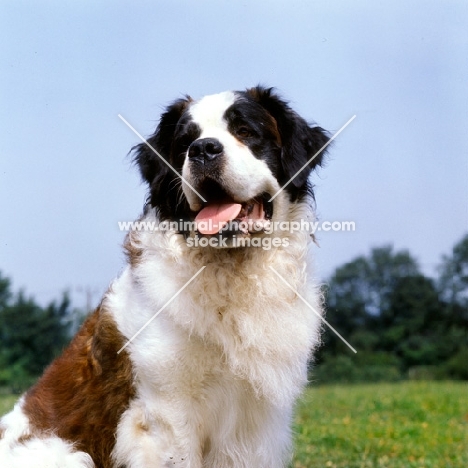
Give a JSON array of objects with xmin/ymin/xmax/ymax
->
[{"xmin": 0, "ymin": 86, "xmax": 329, "ymax": 468}]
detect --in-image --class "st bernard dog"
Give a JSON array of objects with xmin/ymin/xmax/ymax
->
[{"xmin": 0, "ymin": 86, "xmax": 329, "ymax": 467}]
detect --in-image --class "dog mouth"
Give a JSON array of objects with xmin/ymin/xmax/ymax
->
[{"xmin": 193, "ymin": 181, "xmax": 273, "ymax": 236}]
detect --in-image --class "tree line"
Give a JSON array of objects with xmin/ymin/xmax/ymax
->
[
  {"xmin": 0, "ymin": 277, "xmax": 82, "ymax": 392},
  {"xmin": 313, "ymin": 233, "xmax": 468, "ymax": 383},
  {"xmin": 1, "ymin": 233, "xmax": 467, "ymax": 391}
]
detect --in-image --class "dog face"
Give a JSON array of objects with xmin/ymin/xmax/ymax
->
[{"xmin": 134, "ymin": 86, "xmax": 329, "ymax": 238}]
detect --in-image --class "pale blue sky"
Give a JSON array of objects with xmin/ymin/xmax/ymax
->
[{"xmin": 1, "ymin": 0, "xmax": 467, "ymax": 307}]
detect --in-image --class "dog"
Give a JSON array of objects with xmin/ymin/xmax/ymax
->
[{"xmin": 0, "ymin": 86, "xmax": 329, "ymax": 468}]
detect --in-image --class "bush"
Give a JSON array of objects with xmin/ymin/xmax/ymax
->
[
  {"xmin": 437, "ymin": 347, "xmax": 468, "ymax": 380},
  {"xmin": 311, "ymin": 355, "xmax": 402, "ymax": 384},
  {"xmin": 0, "ymin": 361, "xmax": 37, "ymax": 394},
  {"xmin": 408, "ymin": 365, "xmax": 440, "ymax": 380}
]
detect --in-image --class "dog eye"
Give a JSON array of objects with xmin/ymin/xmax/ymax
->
[{"xmin": 236, "ymin": 127, "xmax": 253, "ymax": 138}]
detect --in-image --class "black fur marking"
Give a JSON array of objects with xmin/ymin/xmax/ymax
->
[
  {"xmin": 243, "ymin": 86, "xmax": 330, "ymax": 196},
  {"xmin": 132, "ymin": 96, "xmax": 197, "ymax": 222},
  {"xmin": 133, "ymin": 87, "xmax": 329, "ymax": 224}
]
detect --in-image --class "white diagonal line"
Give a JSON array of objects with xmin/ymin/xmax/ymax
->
[
  {"xmin": 269, "ymin": 114, "xmax": 356, "ymax": 202},
  {"xmin": 269, "ymin": 266, "xmax": 357, "ymax": 353},
  {"xmin": 117, "ymin": 266, "xmax": 206, "ymax": 354},
  {"xmin": 118, "ymin": 114, "xmax": 207, "ymax": 203}
]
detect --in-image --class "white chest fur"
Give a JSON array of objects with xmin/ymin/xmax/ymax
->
[{"xmin": 107, "ymin": 217, "xmax": 322, "ymax": 468}]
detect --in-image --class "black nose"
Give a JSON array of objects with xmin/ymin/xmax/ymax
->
[{"xmin": 188, "ymin": 138, "xmax": 224, "ymax": 162}]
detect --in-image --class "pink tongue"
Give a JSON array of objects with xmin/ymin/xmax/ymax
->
[{"xmin": 195, "ymin": 203, "xmax": 242, "ymax": 234}]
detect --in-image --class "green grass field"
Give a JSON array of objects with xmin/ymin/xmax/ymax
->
[
  {"xmin": 292, "ymin": 381, "xmax": 468, "ymax": 467},
  {"xmin": 1, "ymin": 382, "xmax": 467, "ymax": 467}
]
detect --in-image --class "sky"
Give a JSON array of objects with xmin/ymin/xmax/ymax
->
[{"xmin": 1, "ymin": 0, "xmax": 467, "ymax": 309}]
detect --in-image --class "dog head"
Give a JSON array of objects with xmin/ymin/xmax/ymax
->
[{"xmin": 133, "ymin": 86, "xmax": 329, "ymax": 239}]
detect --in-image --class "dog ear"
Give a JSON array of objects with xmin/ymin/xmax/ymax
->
[
  {"xmin": 133, "ymin": 96, "xmax": 192, "ymax": 187},
  {"xmin": 246, "ymin": 86, "xmax": 329, "ymax": 188}
]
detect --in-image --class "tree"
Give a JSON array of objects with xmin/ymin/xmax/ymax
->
[
  {"xmin": 438, "ymin": 233, "xmax": 468, "ymax": 323},
  {"xmin": 384, "ymin": 275, "xmax": 444, "ymax": 368},
  {"xmin": 436, "ymin": 234, "xmax": 468, "ymax": 379},
  {"xmin": 322, "ymin": 246, "xmax": 420, "ymax": 356},
  {"xmin": 0, "ymin": 270, "xmax": 73, "ymax": 389},
  {"xmin": 1, "ymin": 291, "xmax": 72, "ymax": 376},
  {"xmin": 0, "ymin": 271, "xmax": 11, "ymax": 310},
  {"xmin": 314, "ymin": 239, "xmax": 468, "ymax": 382}
]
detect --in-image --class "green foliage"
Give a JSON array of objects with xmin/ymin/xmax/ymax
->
[
  {"xmin": 322, "ymin": 245, "xmax": 420, "ymax": 356},
  {"xmin": 316, "ymin": 235, "xmax": 468, "ymax": 383},
  {"xmin": 292, "ymin": 381, "xmax": 468, "ymax": 467},
  {"xmin": 438, "ymin": 233, "xmax": 468, "ymax": 310},
  {"xmin": 0, "ymin": 361, "xmax": 37, "ymax": 393},
  {"xmin": 0, "ymin": 273, "xmax": 11, "ymax": 303},
  {"xmin": 312, "ymin": 355, "xmax": 402, "ymax": 384},
  {"xmin": 438, "ymin": 347, "xmax": 468, "ymax": 380},
  {"xmin": 0, "ymin": 394, "xmax": 18, "ymax": 416},
  {"xmin": 0, "ymin": 273, "xmax": 73, "ymax": 392}
]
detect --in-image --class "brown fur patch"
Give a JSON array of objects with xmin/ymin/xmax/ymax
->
[
  {"xmin": 22, "ymin": 304, "xmax": 135, "ymax": 468},
  {"xmin": 123, "ymin": 230, "xmax": 143, "ymax": 267},
  {"xmin": 17, "ymin": 434, "xmax": 33, "ymax": 445}
]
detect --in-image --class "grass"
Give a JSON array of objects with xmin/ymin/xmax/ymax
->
[
  {"xmin": 1, "ymin": 381, "xmax": 467, "ymax": 466},
  {"xmin": 292, "ymin": 381, "xmax": 468, "ymax": 468}
]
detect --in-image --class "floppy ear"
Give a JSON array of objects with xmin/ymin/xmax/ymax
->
[
  {"xmin": 133, "ymin": 97, "xmax": 192, "ymax": 186},
  {"xmin": 246, "ymin": 86, "xmax": 329, "ymax": 188},
  {"xmin": 132, "ymin": 96, "xmax": 191, "ymax": 214}
]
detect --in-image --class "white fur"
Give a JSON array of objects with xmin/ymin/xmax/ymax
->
[
  {"xmin": 0, "ymin": 91, "xmax": 323, "ymax": 467},
  {"xmin": 188, "ymin": 91, "xmax": 236, "ymax": 131},
  {"xmin": 183, "ymin": 91, "xmax": 279, "ymax": 210},
  {"xmin": 107, "ymin": 199, "xmax": 322, "ymax": 467},
  {"xmin": 0, "ymin": 399, "xmax": 94, "ymax": 468}
]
